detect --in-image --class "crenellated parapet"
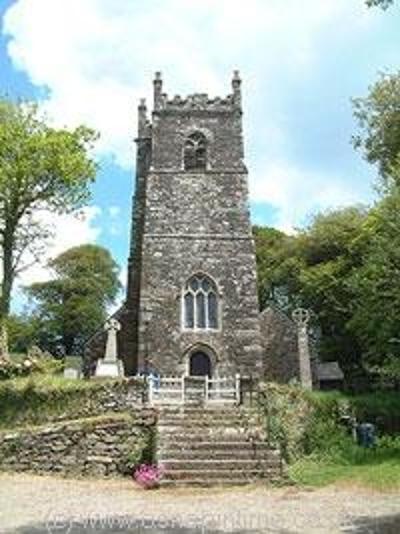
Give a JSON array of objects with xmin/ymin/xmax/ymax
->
[{"xmin": 152, "ymin": 71, "xmax": 242, "ymax": 114}]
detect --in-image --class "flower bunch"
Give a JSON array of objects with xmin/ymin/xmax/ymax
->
[{"xmin": 133, "ymin": 464, "xmax": 163, "ymax": 489}]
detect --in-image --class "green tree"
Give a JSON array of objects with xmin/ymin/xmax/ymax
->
[
  {"xmin": 6, "ymin": 313, "xmax": 40, "ymax": 354},
  {"xmin": 366, "ymin": 0, "xmax": 394, "ymax": 8},
  {"xmin": 350, "ymin": 70, "xmax": 400, "ymax": 378},
  {"xmin": 297, "ymin": 207, "xmax": 370, "ymax": 369},
  {"xmin": 0, "ymin": 99, "xmax": 98, "ymax": 326},
  {"xmin": 254, "ymin": 207, "xmax": 370, "ymax": 374},
  {"xmin": 348, "ymin": 187, "xmax": 400, "ymax": 370},
  {"xmin": 253, "ymin": 225, "xmax": 302, "ymax": 312},
  {"xmin": 26, "ymin": 244, "xmax": 121, "ymax": 356},
  {"xmin": 352, "ymin": 72, "xmax": 400, "ymax": 180}
]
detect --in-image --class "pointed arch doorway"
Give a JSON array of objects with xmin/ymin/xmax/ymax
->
[{"xmin": 189, "ymin": 351, "xmax": 211, "ymax": 378}]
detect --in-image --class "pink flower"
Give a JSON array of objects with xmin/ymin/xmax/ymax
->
[{"xmin": 134, "ymin": 464, "xmax": 163, "ymax": 489}]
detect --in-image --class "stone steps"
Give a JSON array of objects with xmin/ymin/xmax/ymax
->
[
  {"xmin": 159, "ymin": 445, "xmax": 278, "ymax": 461},
  {"xmin": 158, "ymin": 413, "xmax": 246, "ymax": 421},
  {"xmin": 160, "ymin": 478, "xmax": 257, "ymax": 488},
  {"xmin": 160, "ymin": 442, "xmax": 259, "ymax": 454},
  {"xmin": 159, "ymin": 459, "xmax": 280, "ymax": 470},
  {"xmin": 159, "ymin": 440, "xmax": 273, "ymax": 450},
  {"xmin": 158, "ymin": 414, "xmax": 262, "ymax": 424},
  {"xmin": 160, "ymin": 468, "xmax": 270, "ymax": 481},
  {"xmin": 156, "ymin": 405, "xmax": 282, "ymax": 487},
  {"xmin": 158, "ymin": 432, "xmax": 253, "ymax": 443},
  {"xmin": 158, "ymin": 420, "xmax": 246, "ymax": 428},
  {"xmin": 159, "ymin": 409, "xmax": 242, "ymax": 414}
]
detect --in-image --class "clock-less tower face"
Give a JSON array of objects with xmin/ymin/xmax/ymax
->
[{"xmin": 122, "ymin": 72, "xmax": 263, "ymax": 378}]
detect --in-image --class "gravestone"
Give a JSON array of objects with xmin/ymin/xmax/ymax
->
[
  {"xmin": 95, "ymin": 318, "xmax": 124, "ymax": 378},
  {"xmin": 63, "ymin": 367, "xmax": 79, "ymax": 379}
]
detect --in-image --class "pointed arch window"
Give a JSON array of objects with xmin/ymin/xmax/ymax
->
[
  {"xmin": 184, "ymin": 132, "xmax": 207, "ymax": 170},
  {"xmin": 183, "ymin": 274, "xmax": 219, "ymax": 330}
]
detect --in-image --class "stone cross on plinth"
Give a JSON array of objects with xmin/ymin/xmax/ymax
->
[
  {"xmin": 95, "ymin": 318, "xmax": 124, "ymax": 378},
  {"xmin": 292, "ymin": 307, "xmax": 313, "ymax": 390},
  {"xmin": 104, "ymin": 318, "xmax": 121, "ymax": 362}
]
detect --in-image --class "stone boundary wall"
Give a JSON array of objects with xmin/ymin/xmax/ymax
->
[
  {"xmin": 0, "ymin": 411, "xmax": 156, "ymax": 477},
  {"xmin": 65, "ymin": 379, "xmax": 147, "ymax": 418},
  {"xmin": 3, "ymin": 378, "xmax": 147, "ymax": 430}
]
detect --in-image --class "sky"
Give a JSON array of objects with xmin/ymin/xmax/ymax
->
[{"xmin": 0, "ymin": 0, "xmax": 400, "ymax": 310}]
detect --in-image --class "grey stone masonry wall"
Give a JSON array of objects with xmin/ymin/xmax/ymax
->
[
  {"xmin": 4, "ymin": 378, "xmax": 147, "ymax": 430},
  {"xmin": 259, "ymin": 307, "xmax": 301, "ymax": 383},
  {"xmin": 0, "ymin": 412, "xmax": 155, "ymax": 477},
  {"xmin": 140, "ymin": 236, "xmax": 262, "ymax": 376},
  {"xmin": 128, "ymin": 72, "xmax": 263, "ymax": 377},
  {"xmin": 86, "ymin": 72, "xmax": 264, "ymax": 377},
  {"xmin": 56, "ymin": 379, "xmax": 147, "ymax": 419}
]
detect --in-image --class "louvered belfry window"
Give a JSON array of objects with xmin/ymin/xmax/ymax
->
[{"xmin": 184, "ymin": 132, "xmax": 207, "ymax": 170}]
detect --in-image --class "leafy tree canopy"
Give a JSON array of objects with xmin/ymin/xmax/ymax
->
[
  {"xmin": 366, "ymin": 0, "xmax": 394, "ymax": 8},
  {"xmin": 26, "ymin": 244, "xmax": 121, "ymax": 356},
  {"xmin": 253, "ymin": 226, "xmax": 302, "ymax": 312},
  {"xmin": 348, "ymin": 186, "xmax": 400, "ymax": 367},
  {"xmin": 352, "ymin": 72, "xmax": 400, "ymax": 181},
  {"xmin": 254, "ymin": 206, "xmax": 370, "ymax": 373},
  {"xmin": 0, "ymin": 98, "xmax": 98, "ymax": 324}
]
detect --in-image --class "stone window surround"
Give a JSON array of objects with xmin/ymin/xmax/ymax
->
[
  {"xmin": 180, "ymin": 127, "xmax": 214, "ymax": 172},
  {"xmin": 183, "ymin": 131, "xmax": 207, "ymax": 171},
  {"xmin": 181, "ymin": 272, "xmax": 222, "ymax": 333}
]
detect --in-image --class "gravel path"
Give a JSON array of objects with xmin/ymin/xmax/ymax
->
[{"xmin": 0, "ymin": 473, "xmax": 399, "ymax": 534}]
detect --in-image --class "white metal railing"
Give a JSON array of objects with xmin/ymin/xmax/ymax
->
[{"xmin": 147, "ymin": 373, "xmax": 241, "ymax": 405}]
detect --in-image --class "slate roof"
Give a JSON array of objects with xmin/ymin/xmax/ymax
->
[{"xmin": 317, "ymin": 361, "xmax": 344, "ymax": 381}]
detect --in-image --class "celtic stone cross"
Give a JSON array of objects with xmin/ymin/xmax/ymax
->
[
  {"xmin": 292, "ymin": 307, "xmax": 312, "ymax": 389},
  {"xmin": 104, "ymin": 318, "xmax": 121, "ymax": 362},
  {"xmin": 292, "ymin": 307, "xmax": 310, "ymax": 327}
]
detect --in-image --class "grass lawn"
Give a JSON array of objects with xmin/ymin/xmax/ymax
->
[
  {"xmin": 0, "ymin": 374, "xmax": 131, "ymax": 430},
  {"xmin": 289, "ymin": 446, "xmax": 400, "ymax": 491}
]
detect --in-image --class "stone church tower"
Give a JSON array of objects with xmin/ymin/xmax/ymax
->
[{"xmin": 118, "ymin": 72, "xmax": 263, "ymax": 377}]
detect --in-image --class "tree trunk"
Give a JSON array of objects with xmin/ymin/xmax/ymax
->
[
  {"xmin": 0, "ymin": 321, "xmax": 9, "ymax": 360},
  {"xmin": 0, "ymin": 225, "xmax": 15, "ymax": 359},
  {"xmin": 0, "ymin": 228, "xmax": 14, "ymax": 320}
]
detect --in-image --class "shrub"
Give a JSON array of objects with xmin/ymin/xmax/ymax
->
[
  {"xmin": 122, "ymin": 432, "xmax": 152, "ymax": 473},
  {"xmin": 0, "ymin": 358, "xmax": 31, "ymax": 380},
  {"xmin": 31, "ymin": 355, "xmax": 64, "ymax": 376},
  {"xmin": 257, "ymin": 382, "xmax": 354, "ymax": 462},
  {"xmin": 0, "ymin": 354, "xmax": 63, "ymax": 381}
]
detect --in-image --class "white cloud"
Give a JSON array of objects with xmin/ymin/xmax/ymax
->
[
  {"xmin": 106, "ymin": 206, "xmax": 123, "ymax": 236},
  {"xmin": 16, "ymin": 206, "xmax": 102, "ymax": 288},
  {"xmin": 3, "ymin": 0, "xmax": 375, "ymax": 230},
  {"xmin": 250, "ymin": 162, "xmax": 363, "ymax": 234}
]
